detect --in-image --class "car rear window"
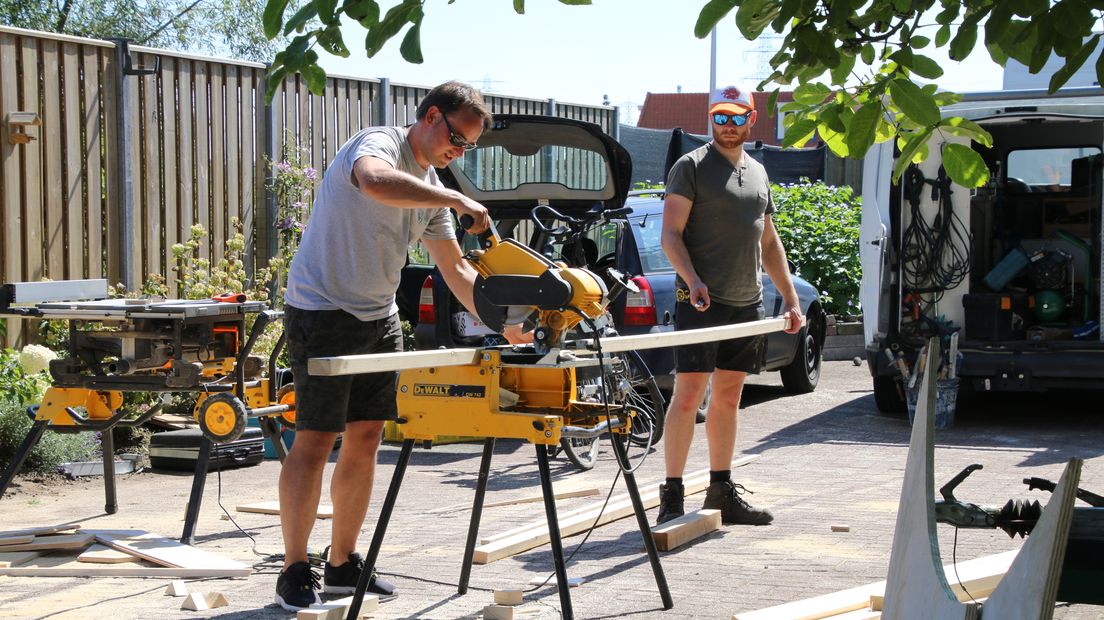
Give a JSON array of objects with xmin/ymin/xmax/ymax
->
[
  {"xmin": 455, "ymin": 145, "xmax": 608, "ymax": 192},
  {"xmin": 630, "ymin": 215, "xmax": 674, "ymax": 274}
]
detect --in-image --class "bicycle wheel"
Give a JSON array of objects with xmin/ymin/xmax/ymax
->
[
  {"xmin": 612, "ymin": 351, "xmax": 666, "ymax": 447},
  {"xmin": 559, "ymin": 435, "xmax": 600, "ymax": 470}
]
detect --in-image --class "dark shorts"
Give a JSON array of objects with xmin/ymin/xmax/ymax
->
[
  {"xmin": 285, "ymin": 305, "xmax": 403, "ymax": 432},
  {"xmin": 674, "ymin": 301, "xmax": 765, "ymax": 374}
]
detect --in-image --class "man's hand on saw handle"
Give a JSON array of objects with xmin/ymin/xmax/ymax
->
[{"xmin": 455, "ymin": 195, "xmax": 490, "ymax": 233}]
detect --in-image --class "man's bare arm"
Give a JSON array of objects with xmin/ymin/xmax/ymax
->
[
  {"xmin": 760, "ymin": 214, "xmax": 804, "ymax": 334},
  {"xmin": 353, "ymin": 155, "xmax": 489, "ymax": 232},
  {"xmin": 660, "ymin": 193, "xmax": 710, "ymax": 310}
]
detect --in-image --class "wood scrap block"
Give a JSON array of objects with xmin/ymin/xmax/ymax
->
[
  {"xmin": 236, "ymin": 500, "xmax": 334, "ymax": 519},
  {"xmin": 181, "ymin": 592, "xmax": 208, "ymax": 611},
  {"xmin": 0, "ymin": 551, "xmax": 39, "ymax": 568},
  {"xmin": 651, "ymin": 509, "xmax": 721, "ymax": 552},
  {"xmin": 831, "ymin": 524, "xmax": 851, "ymax": 533},
  {"xmin": 493, "ymin": 589, "xmax": 524, "ymax": 605},
  {"xmin": 78, "ymin": 544, "xmax": 141, "ymax": 564},
  {"xmin": 483, "ymin": 604, "xmax": 539, "ymax": 619},
  {"xmin": 0, "ymin": 535, "xmax": 34, "ymax": 546},
  {"xmin": 0, "ymin": 533, "xmax": 93, "ymax": 552},
  {"xmin": 204, "ymin": 592, "xmax": 228, "ymax": 608},
  {"xmin": 297, "ymin": 594, "xmax": 378, "ymax": 619},
  {"xmin": 165, "ymin": 580, "xmax": 189, "ymax": 596}
]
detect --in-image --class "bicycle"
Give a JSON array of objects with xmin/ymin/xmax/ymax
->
[{"xmin": 527, "ymin": 204, "xmax": 667, "ymax": 470}]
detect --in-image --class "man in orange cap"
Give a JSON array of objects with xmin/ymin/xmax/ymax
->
[{"xmin": 656, "ymin": 83, "xmax": 804, "ymax": 526}]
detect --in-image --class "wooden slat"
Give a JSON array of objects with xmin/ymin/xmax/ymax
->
[
  {"xmin": 0, "ymin": 524, "xmax": 81, "ymax": 538},
  {"xmin": 141, "ymin": 52, "xmax": 162, "ymax": 281},
  {"xmin": 193, "ymin": 61, "xmax": 211, "ymax": 263},
  {"xmin": 224, "ymin": 64, "xmax": 241, "ymax": 230},
  {"xmin": 651, "ymin": 509, "xmax": 721, "ymax": 552},
  {"xmin": 62, "ymin": 43, "xmax": 84, "ymax": 278},
  {"xmin": 41, "ymin": 39, "xmax": 65, "ymax": 279},
  {"xmin": 161, "ymin": 56, "xmax": 179, "ymax": 277},
  {"xmin": 297, "ymin": 75, "xmax": 310, "ymax": 163},
  {"xmin": 210, "ymin": 62, "xmax": 226, "ymax": 254},
  {"xmin": 123, "ymin": 51, "xmax": 142, "ymax": 288},
  {"xmin": 177, "ymin": 57, "xmax": 195, "ymax": 274},
  {"xmin": 337, "ymin": 79, "xmax": 350, "ymax": 152},
  {"xmin": 21, "ymin": 37, "xmax": 44, "ymax": 282},
  {"xmin": 0, "ymin": 533, "xmax": 93, "ymax": 552},
  {"xmin": 359, "ymin": 81, "xmax": 372, "ymax": 128},
  {"xmin": 0, "ymin": 535, "xmax": 34, "ymax": 546},
  {"xmin": 240, "ymin": 66, "xmax": 257, "ymax": 266},
  {"xmin": 0, "ymin": 32, "xmax": 21, "ymax": 290},
  {"xmin": 83, "ymin": 49, "xmax": 103, "ymax": 279},
  {"xmin": 310, "ymin": 80, "xmax": 324, "ymax": 177}
]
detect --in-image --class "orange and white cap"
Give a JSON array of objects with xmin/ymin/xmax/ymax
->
[{"xmin": 709, "ymin": 84, "xmax": 755, "ymax": 115}]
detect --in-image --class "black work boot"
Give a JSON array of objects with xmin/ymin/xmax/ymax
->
[
  {"xmin": 703, "ymin": 480, "xmax": 774, "ymax": 525},
  {"xmin": 656, "ymin": 482, "xmax": 685, "ymax": 525}
]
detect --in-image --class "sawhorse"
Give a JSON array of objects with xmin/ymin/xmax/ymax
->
[{"xmin": 343, "ymin": 436, "xmax": 673, "ymax": 620}]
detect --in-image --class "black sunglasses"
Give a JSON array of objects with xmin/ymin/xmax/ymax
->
[
  {"xmin": 712, "ymin": 111, "xmax": 753, "ymax": 126},
  {"xmin": 441, "ymin": 114, "xmax": 478, "ymax": 151}
]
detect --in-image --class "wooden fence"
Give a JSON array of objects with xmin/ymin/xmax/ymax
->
[{"xmin": 0, "ymin": 25, "xmax": 617, "ymax": 345}]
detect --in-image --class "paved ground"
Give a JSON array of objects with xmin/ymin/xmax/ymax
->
[{"xmin": 1, "ymin": 360, "xmax": 1102, "ymax": 619}]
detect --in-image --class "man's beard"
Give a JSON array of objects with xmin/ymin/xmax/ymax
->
[{"xmin": 714, "ymin": 131, "xmax": 746, "ymax": 149}]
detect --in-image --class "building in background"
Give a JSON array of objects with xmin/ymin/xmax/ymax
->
[{"xmin": 635, "ymin": 90, "xmax": 794, "ymax": 146}]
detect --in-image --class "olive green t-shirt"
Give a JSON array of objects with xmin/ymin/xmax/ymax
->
[{"xmin": 665, "ymin": 142, "xmax": 775, "ymax": 306}]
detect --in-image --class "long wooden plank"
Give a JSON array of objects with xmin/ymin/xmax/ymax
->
[
  {"xmin": 193, "ymin": 61, "xmax": 211, "ymax": 264},
  {"xmin": 83, "ymin": 49, "xmax": 104, "ymax": 279},
  {"xmin": 471, "ymin": 459, "xmax": 760, "ymax": 564},
  {"xmin": 224, "ymin": 64, "xmax": 241, "ymax": 232},
  {"xmin": 42, "ymin": 38, "xmax": 65, "ymax": 280},
  {"xmin": 0, "ymin": 535, "xmax": 34, "ymax": 546},
  {"xmin": 62, "ymin": 42, "xmax": 84, "ymax": 278},
  {"xmin": 88, "ymin": 529, "xmax": 250, "ymax": 574},
  {"xmin": 236, "ymin": 500, "xmax": 334, "ymax": 519},
  {"xmin": 426, "ymin": 483, "xmax": 600, "ymax": 515},
  {"xmin": 21, "ymin": 37, "xmax": 44, "ymax": 282},
  {"xmin": 210, "ymin": 62, "xmax": 226, "ymax": 255},
  {"xmin": 651, "ymin": 509, "xmax": 721, "ymax": 552},
  {"xmin": 0, "ymin": 524, "xmax": 82, "ymax": 538},
  {"xmin": 161, "ymin": 55, "xmax": 179, "ymax": 276},
  {"xmin": 732, "ymin": 551, "xmax": 1017, "ymax": 620},
  {"xmin": 0, "ymin": 533, "xmax": 93, "ymax": 552},
  {"xmin": 310, "ymin": 319, "xmax": 786, "ymax": 376},
  {"xmin": 141, "ymin": 51, "xmax": 162, "ymax": 280}
]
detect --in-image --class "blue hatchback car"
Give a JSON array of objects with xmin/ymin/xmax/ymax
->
[{"xmin": 610, "ymin": 190, "xmax": 827, "ymax": 399}]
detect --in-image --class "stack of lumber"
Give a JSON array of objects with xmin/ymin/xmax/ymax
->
[{"xmin": 0, "ymin": 525, "xmax": 251, "ymax": 578}]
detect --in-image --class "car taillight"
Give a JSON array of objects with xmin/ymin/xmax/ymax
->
[
  {"xmin": 418, "ymin": 276, "xmax": 435, "ymax": 324},
  {"xmin": 623, "ymin": 276, "xmax": 657, "ymax": 326}
]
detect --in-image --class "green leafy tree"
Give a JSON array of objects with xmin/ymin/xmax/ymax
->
[
  {"xmin": 262, "ymin": 0, "xmax": 1100, "ymax": 188},
  {"xmin": 1, "ymin": 0, "xmax": 288, "ymax": 62}
]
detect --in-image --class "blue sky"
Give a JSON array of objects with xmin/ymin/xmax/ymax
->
[{"xmin": 317, "ymin": 1, "xmax": 1004, "ymax": 125}]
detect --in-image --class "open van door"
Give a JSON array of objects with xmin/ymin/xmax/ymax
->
[{"xmin": 860, "ymin": 143, "xmax": 894, "ymax": 352}]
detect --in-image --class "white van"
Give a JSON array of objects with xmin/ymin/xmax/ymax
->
[{"xmin": 861, "ymin": 88, "xmax": 1104, "ymax": 412}]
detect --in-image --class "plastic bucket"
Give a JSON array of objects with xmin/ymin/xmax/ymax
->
[{"xmin": 906, "ymin": 378, "xmax": 960, "ymax": 430}]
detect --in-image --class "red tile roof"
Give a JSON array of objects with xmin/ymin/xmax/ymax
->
[{"xmin": 636, "ymin": 91, "xmax": 795, "ymax": 146}]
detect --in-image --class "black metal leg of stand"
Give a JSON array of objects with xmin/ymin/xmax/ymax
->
[
  {"xmin": 0, "ymin": 420, "xmax": 48, "ymax": 498},
  {"xmin": 536, "ymin": 443, "xmax": 574, "ymax": 620},
  {"xmin": 258, "ymin": 416, "xmax": 289, "ymax": 463},
  {"xmin": 612, "ymin": 437, "xmax": 673, "ymax": 609},
  {"xmin": 101, "ymin": 427, "xmax": 117, "ymax": 514},
  {"xmin": 459, "ymin": 437, "xmax": 495, "ymax": 594},
  {"xmin": 180, "ymin": 437, "xmax": 213, "ymax": 545},
  {"xmin": 346, "ymin": 438, "xmax": 415, "ymax": 620}
]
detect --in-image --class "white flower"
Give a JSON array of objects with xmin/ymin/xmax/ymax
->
[{"xmin": 19, "ymin": 344, "xmax": 57, "ymax": 375}]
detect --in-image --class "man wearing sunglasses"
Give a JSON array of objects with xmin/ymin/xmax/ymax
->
[
  {"xmin": 656, "ymin": 84, "xmax": 805, "ymax": 528},
  {"xmin": 275, "ymin": 81, "xmax": 528, "ymax": 611}
]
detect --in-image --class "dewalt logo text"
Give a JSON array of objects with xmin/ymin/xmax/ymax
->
[{"xmin": 412, "ymin": 384, "xmax": 486, "ymax": 398}]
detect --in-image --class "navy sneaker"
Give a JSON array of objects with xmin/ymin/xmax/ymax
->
[
  {"xmin": 324, "ymin": 551, "xmax": 397, "ymax": 597},
  {"xmin": 275, "ymin": 561, "xmax": 321, "ymax": 611}
]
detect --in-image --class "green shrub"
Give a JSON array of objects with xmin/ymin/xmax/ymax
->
[
  {"xmin": 770, "ymin": 181, "xmax": 862, "ymax": 316},
  {"xmin": 0, "ymin": 348, "xmax": 50, "ymax": 406},
  {"xmin": 0, "ymin": 400, "xmax": 97, "ymax": 474}
]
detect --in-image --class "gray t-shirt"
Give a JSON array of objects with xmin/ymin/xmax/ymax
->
[
  {"xmin": 665, "ymin": 142, "xmax": 775, "ymax": 307},
  {"xmin": 285, "ymin": 126, "xmax": 455, "ymax": 321}
]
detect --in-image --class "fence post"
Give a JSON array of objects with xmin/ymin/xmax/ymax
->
[
  {"xmin": 544, "ymin": 98, "xmax": 556, "ymax": 182},
  {"xmin": 109, "ymin": 38, "xmax": 136, "ymax": 290},
  {"xmin": 376, "ymin": 78, "xmax": 392, "ymax": 126},
  {"xmin": 611, "ymin": 106, "xmax": 620, "ymax": 141}
]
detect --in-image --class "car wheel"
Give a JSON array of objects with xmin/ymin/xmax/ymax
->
[
  {"xmin": 779, "ymin": 315, "xmax": 823, "ymax": 394},
  {"xmin": 873, "ymin": 375, "xmax": 907, "ymax": 415}
]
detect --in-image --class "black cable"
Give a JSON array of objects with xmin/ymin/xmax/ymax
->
[{"xmin": 950, "ymin": 526, "xmax": 979, "ymax": 606}]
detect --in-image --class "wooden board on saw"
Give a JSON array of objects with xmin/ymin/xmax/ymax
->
[
  {"xmin": 236, "ymin": 500, "xmax": 335, "ymax": 519},
  {"xmin": 472, "ymin": 456, "xmax": 759, "ymax": 564},
  {"xmin": 0, "ymin": 549, "xmax": 251, "ymax": 578},
  {"xmin": 731, "ymin": 550, "xmax": 1017, "ymax": 620},
  {"xmin": 0, "ymin": 533, "xmax": 93, "ymax": 552},
  {"xmin": 651, "ymin": 509, "xmax": 721, "ymax": 552},
  {"xmin": 85, "ymin": 530, "xmax": 251, "ymax": 576},
  {"xmin": 78, "ymin": 544, "xmax": 142, "ymax": 564}
]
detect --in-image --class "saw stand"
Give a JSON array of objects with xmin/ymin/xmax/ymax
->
[{"xmin": 346, "ymin": 434, "xmax": 671, "ymax": 620}]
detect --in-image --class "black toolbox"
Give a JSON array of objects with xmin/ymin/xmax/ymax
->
[
  {"xmin": 150, "ymin": 427, "xmax": 264, "ymax": 472},
  {"xmin": 962, "ymin": 293, "xmax": 1032, "ymax": 341}
]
